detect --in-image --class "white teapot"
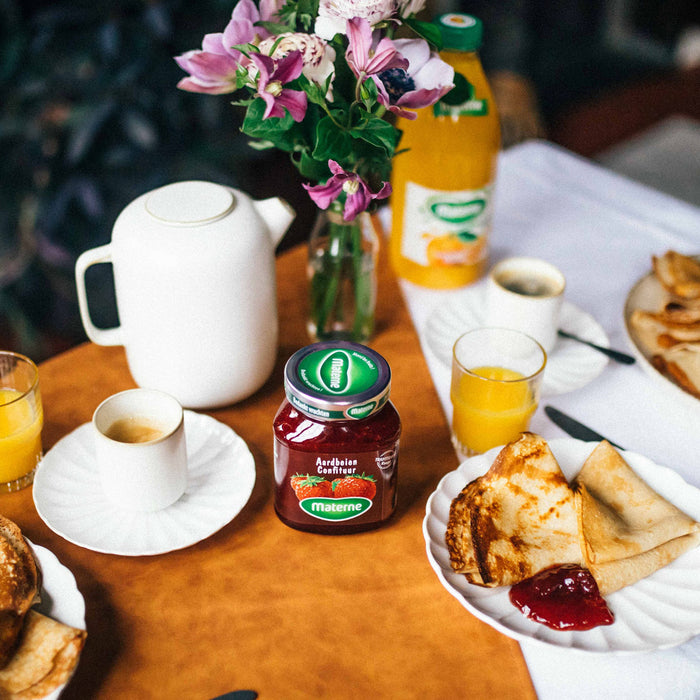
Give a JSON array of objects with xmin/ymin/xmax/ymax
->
[{"xmin": 76, "ymin": 180, "xmax": 295, "ymax": 408}]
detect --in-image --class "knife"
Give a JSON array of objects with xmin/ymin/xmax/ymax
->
[{"xmin": 544, "ymin": 405, "xmax": 625, "ymax": 450}]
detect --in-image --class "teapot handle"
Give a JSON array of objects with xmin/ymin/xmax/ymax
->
[{"xmin": 75, "ymin": 245, "xmax": 123, "ymax": 347}]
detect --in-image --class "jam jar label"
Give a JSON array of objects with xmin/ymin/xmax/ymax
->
[{"xmin": 274, "ymin": 442, "xmax": 399, "ymax": 527}]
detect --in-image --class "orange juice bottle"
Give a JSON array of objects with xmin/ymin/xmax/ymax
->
[{"xmin": 390, "ymin": 14, "xmax": 501, "ymax": 288}]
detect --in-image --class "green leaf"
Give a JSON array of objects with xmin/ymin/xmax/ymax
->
[
  {"xmin": 241, "ymin": 98, "xmax": 298, "ymax": 152},
  {"xmin": 292, "ymin": 150, "xmax": 332, "ymax": 182},
  {"xmin": 231, "ymin": 43, "xmax": 256, "ymax": 57},
  {"xmin": 247, "ymin": 140, "xmax": 276, "ymax": 150},
  {"xmin": 230, "ymin": 97, "xmax": 254, "ymax": 108},
  {"xmin": 255, "ymin": 21, "xmax": 294, "ymax": 35},
  {"xmin": 349, "ymin": 115, "xmax": 399, "ymax": 157},
  {"xmin": 312, "ymin": 116, "xmax": 352, "ymax": 162},
  {"xmin": 303, "ymin": 79, "xmax": 329, "ymax": 107},
  {"xmin": 359, "ymin": 77, "xmax": 379, "ymax": 112},
  {"xmin": 403, "ymin": 18, "xmax": 443, "ymax": 50}
]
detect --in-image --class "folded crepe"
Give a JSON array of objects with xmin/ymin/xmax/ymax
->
[
  {"xmin": 573, "ymin": 441, "xmax": 700, "ymax": 595},
  {"xmin": 446, "ymin": 434, "xmax": 700, "ymax": 597},
  {"xmin": 631, "ymin": 251, "xmax": 700, "ymax": 400},
  {"xmin": 651, "ymin": 343, "xmax": 700, "ymax": 400},
  {"xmin": 630, "ymin": 309, "xmax": 700, "ymax": 354},
  {"xmin": 446, "ymin": 433, "xmax": 582, "ymax": 587},
  {"xmin": 653, "ymin": 250, "xmax": 700, "ymax": 299},
  {"xmin": 0, "ymin": 610, "xmax": 86, "ymax": 699}
]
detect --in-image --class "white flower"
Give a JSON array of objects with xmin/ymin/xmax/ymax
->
[
  {"xmin": 397, "ymin": 0, "xmax": 426, "ymax": 17},
  {"xmin": 258, "ymin": 33, "xmax": 336, "ymax": 86},
  {"xmin": 315, "ymin": 0, "xmax": 397, "ymax": 40}
]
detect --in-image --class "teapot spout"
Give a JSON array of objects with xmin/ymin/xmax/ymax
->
[{"xmin": 254, "ymin": 197, "xmax": 296, "ymax": 249}]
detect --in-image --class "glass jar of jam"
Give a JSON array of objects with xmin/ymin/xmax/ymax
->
[{"xmin": 273, "ymin": 341, "xmax": 401, "ymax": 534}]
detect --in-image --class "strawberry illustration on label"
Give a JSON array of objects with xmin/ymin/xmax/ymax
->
[
  {"xmin": 332, "ymin": 473, "xmax": 377, "ymax": 500},
  {"xmin": 290, "ymin": 474, "xmax": 333, "ymax": 500}
]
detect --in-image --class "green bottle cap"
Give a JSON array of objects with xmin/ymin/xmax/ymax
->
[
  {"xmin": 284, "ymin": 341, "xmax": 391, "ymax": 420},
  {"xmin": 435, "ymin": 13, "xmax": 483, "ymax": 52}
]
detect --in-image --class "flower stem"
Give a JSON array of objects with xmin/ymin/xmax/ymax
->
[{"xmin": 308, "ymin": 207, "xmax": 375, "ymax": 342}]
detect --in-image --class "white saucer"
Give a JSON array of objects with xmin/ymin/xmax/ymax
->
[
  {"xmin": 425, "ymin": 285, "xmax": 609, "ymax": 396},
  {"xmin": 33, "ymin": 411, "xmax": 256, "ymax": 556}
]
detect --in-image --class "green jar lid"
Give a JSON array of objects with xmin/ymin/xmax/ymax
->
[
  {"xmin": 284, "ymin": 341, "xmax": 391, "ymax": 420},
  {"xmin": 435, "ymin": 13, "xmax": 483, "ymax": 51}
]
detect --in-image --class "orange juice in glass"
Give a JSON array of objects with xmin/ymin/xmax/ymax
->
[
  {"xmin": 0, "ymin": 352, "xmax": 43, "ymax": 492},
  {"xmin": 450, "ymin": 328, "xmax": 545, "ymax": 457}
]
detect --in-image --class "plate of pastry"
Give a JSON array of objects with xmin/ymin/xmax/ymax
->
[
  {"xmin": 624, "ymin": 250, "xmax": 700, "ymax": 411},
  {"xmin": 423, "ymin": 433, "xmax": 700, "ymax": 653},
  {"xmin": 0, "ymin": 514, "xmax": 86, "ymax": 697}
]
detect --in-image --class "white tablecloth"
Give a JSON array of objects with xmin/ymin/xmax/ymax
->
[{"xmin": 394, "ymin": 140, "xmax": 700, "ymax": 699}]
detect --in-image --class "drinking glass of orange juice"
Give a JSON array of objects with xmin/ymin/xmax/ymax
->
[
  {"xmin": 0, "ymin": 352, "xmax": 43, "ymax": 492},
  {"xmin": 450, "ymin": 328, "xmax": 546, "ymax": 458}
]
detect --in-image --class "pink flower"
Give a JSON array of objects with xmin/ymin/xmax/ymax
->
[
  {"xmin": 304, "ymin": 160, "xmax": 392, "ymax": 221},
  {"xmin": 315, "ymin": 0, "xmax": 397, "ymax": 40},
  {"xmin": 375, "ymin": 38, "xmax": 454, "ymax": 119},
  {"xmin": 258, "ymin": 33, "xmax": 336, "ymax": 86},
  {"xmin": 397, "ymin": 0, "xmax": 426, "ymax": 17},
  {"xmin": 175, "ymin": 0, "xmax": 276, "ymax": 94},
  {"xmin": 250, "ymin": 52, "xmax": 308, "ymax": 121},
  {"xmin": 346, "ymin": 17, "xmax": 407, "ymax": 79}
]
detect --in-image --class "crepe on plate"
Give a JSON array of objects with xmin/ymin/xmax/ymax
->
[
  {"xmin": 652, "ymin": 250, "xmax": 700, "ymax": 299},
  {"xmin": 630, "ymin": 250, "xmax": 700, "ymax": 398},
  {"xmin": 574, "ymin": 440, "xmax": 700, "ymax": 594},
  {"xmin": 0, "ymin": 611, "xmax": 86, "ymax": 700},
  {"xmin": 0, "ymin": 515, "xmax": 86, "ymax": 699},
  {"xmin": 446, "ymin": 433, "xmax": 581, "ymax": 587},
  {"xmin": 446, "ymin": 433, "xmax": 700, "ymax": 597}
]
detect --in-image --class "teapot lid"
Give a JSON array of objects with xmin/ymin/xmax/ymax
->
[{"xmin": 145, "ymin": 181, "xmax": 235, "ymax": 226}]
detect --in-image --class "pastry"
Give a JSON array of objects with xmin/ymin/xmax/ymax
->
[
  {"xmin": 652, "ymin": 250, "xmax": 700, "ymax": 299},
  {"xmin": 446, "ymin": 434, "xmax": 700, "ymax": 598},
  {"xmin": 573, "ymin": 440, "xmax": 700, "ymax": 595},
  {"xmin": 446, "ymin": 433, "xmax": 581, "ymax": 587},
  {"xmin": 0, "ymin": 515, "xmax": 86, "ymax": 697},
  {"xmin": 0, "ymin": 610, "xmax": 86, "ymax": 699},
  {"xmin": 0, "ymin": 516, "xmax": 40, "ymax": 668}
]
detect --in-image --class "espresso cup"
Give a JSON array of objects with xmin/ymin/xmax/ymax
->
[
  {"xmin": 486, "ymin": 257, "xmax": 565, "ymax": 352},
  {"xmin": 93, "ymin": 389, "xmax": 187, "ymax": 511}
]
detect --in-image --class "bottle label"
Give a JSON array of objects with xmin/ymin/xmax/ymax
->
[
  {"xmin": 434, "ymin": 78, "xmax": 489, "ymax": 117},
  {"xmin": 434, "ymin": 98, "xmax": 488, "ymax": 117},
  {"xmin": 400, "ymin": 182, "xmax": 493, "ymax": 267}
]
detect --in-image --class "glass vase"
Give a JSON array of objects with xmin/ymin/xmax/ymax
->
[{"xmin": 307, "ymin": 204, "xmax": 378, "ymax": 343}]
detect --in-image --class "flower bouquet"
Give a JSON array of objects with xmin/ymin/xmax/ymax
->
[{"xmin": 175, "ymin": 0, "xmax": 455, "ymax": 341}]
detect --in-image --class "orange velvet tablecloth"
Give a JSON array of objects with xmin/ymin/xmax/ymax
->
[{"xmin": 1, "ymin": 243, "xmax": 536, "ymax": 699}]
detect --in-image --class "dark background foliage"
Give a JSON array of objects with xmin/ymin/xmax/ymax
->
[{"xmin": 0, "ymin": 0, "xmax": 316, "ymax": 361}]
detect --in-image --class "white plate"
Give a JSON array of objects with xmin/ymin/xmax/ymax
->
[
  {"xmin": 33, "ymin": 411, "xmax": 256, "ymax": 556},
  {"xmin": 624, "ymin": 264, "xmax": 700, "ymax": 413},
  {"xmin": 425, "ymin": 285, "xmax": 609, "ymax": 396},
  {"xmin": 423, "ymin": 438, "xmax": 700, "ymax": 654},
  {"xmin": 28, "ymin": 540, "xmax": 86, "ymax": 698}
]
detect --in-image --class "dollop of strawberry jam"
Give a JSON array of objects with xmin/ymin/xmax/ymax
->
[{"xmin": 508, "ymin": 564, "xmax": 614, "ymax": 631}]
